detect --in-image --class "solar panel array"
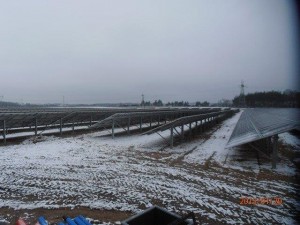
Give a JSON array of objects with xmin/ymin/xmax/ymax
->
[
  {"xmin": 142, "ymin": 109, "xmax": 235, "ymax": 135},
  {"xmin": 89, "ymin": 108, "xmax": 222, "ymax": 129},
  {"xmin": 226, "ymin": 108, "xmax": 300, "ymax": 148},
  {"xmin": 0, "ymin": 107, "xmax": 187, "ymax": 129},
  {"xmin": 0, "ymin": 107, "xmax": 226, "ymax": 141}
]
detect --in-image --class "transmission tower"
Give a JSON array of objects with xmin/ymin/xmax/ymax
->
[
  {"xmin": 239, "ymin": 81, "xmax": 246, "ymax": 107},
  {"xmin": 141, "ymin": 94, "xmax": 145, "ymax": 108}
]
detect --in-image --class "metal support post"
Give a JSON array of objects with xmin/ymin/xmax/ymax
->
[
  {"xmin": 3, "ymin": 120, "xmax": 6, "ymax": 145},
  {"xmin": 35, "ymin": 118, "xmax": 38, "ymax": 136},
  {"xmin": 272, "ymin": 135, "xmax": 279, "ymax": 169},
  {"xmin": 189, "ymin": 123, "xmax": 192, "ymax": 137},
  {"xmin": 158, "ymin": 115, "xmax": 160, "ymax": 125},
  {"xmin": 112, "ymin": 119, "xmax": 115, "ymax": 139},
  {"xmin": 150, "ymin": 116, "xmax": 152, "ymax": 128},
  {"xmin": 200, "ymin": 120, "xmax": 203, "ymax": 132},
  {"xmin": 90, "ymin": 116, "xmax": 92, "ymax": 126},
  {"xmin": 140, "ymin": 117, "xmax": 143, "ymax": 131},
  {"xmin": 127, "ymin": 116, "xmax": 131, "ymax": 134},
  {"xmin": 170, "ymin": 126, "xmax": 174, "ymax": 148},
  {"xmin": 60, "ymin": 118, "xmax": 63, "ymax": 136},
  {"xmin": 72, "ymin": 122, "xmax": 75, "ymax": 133},
  {"xmin": 181, "ymin": 124, "xmax": 184, "ymax": 142},
  {"xmin": 266, "ymin": 137, "xmax": 271, "ymax": 153}
]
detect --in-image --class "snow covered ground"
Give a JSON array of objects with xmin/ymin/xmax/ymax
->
[
  {"xmin": 0, "ymin": 112, "xmax": 299, "ymax": 224},
  {"xmin": 183, "ymin": 111, "xmax": 242, "ymax": 165},
  {"xmin": 279, "ymin": 132, "xmax": 300, "ymax": 149}
]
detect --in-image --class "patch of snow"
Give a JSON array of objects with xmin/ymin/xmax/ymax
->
[
  {"xmin": 279, "ymin": 132, "xmax": 300, "ymax": 149},
  {"xmin": 184, "ymin": 111, "xmax": 242, "ymax": 164}
]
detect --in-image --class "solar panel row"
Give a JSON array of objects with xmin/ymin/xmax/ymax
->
[
  {"xmin": 0, "ymin": 108, "xmax": 204, "ymax": 129},
  {"xmin": 143, "ymin": 109, "xmax": 236, "ymax": 135},
  {"xmin": 226, "ymin": 108, "xmax": 300, "ymax": 148},
  {"xmin": 0, "ymin": 107, "xmax": 222, "ymax": 143},
  {"xmin": 89, "ymin": 108, "xmax": 222, "ymax": 129}
]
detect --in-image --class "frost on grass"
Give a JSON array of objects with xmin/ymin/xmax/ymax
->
[{"xmin": 0, "ymin": 114, "xmax": 299, "ymax": 225}]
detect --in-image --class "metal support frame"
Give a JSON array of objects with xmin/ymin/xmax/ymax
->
[
  {"xmin": 35, "ymin": 118, "xmax": 38, "ymax": 136},
  {"xmin": 2, "ymin": 120, "xmax": 6, "ymax": 144},
  {"xmin": 114, "ymin": 120, "xmax": 127, "ymax": 133},
  {"xmin": 112, "ymin": 119, "xmax": 115, "ymax": 139},
  {"xmin": 127, "ymin": 116, "xmax": 131, "ymax": 134},
  {"xmin": 181, "ymin": 124, "xmax": 184, "ymax": 141},
  {"xmin": 60, "ymin": 118, "xmax": 63, "ymax": 135},
  {"xmin": 266, "ymin": 137, "xmax": 271, "ymax": 153},
  {"xmin": 200, "ymin": 120, "xmax": 203, "ymax": 132},
  {"xmin": 173, "ymin": 127, "xmax": 180, "ymax": 136},
  {"xmin": 141, "ymin": 110, "xmax": 236, "ymax": 150},
  {"xmin": 170, "ymin": 126, "xmax": 174, "ymax": 148},
  {"xmin": 272, "ymin": 134, "xmax": 279, "ymax": 169}
]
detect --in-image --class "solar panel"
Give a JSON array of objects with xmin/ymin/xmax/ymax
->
[
  {"xmin": 1, "ymin": 107, "xmax": 232, "ymax": 145},
  {"xmin": 89, "ymin": 108, "xmax": 221, "ymax": 129},
  {"xmin": 143, "ymin": 109, "xmax": 236, "ymax": 135},
  {"xmin": 226, "ymin": 108, "xmax": 300, "ymax": 148}
]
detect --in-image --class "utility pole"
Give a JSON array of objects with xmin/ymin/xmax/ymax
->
[
  {"xmin": 141, "ymin": 94, "xmax": 145, "ymax": 108},
  {"xmin": 239, "ymin": 81, "xmax": 246, "ymax": 107}
]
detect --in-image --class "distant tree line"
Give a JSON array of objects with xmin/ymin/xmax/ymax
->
[
  {"xmin": 141, "ymin": 99, "xmax": 164, "ymax": 106},
  {"xmin": 0, "ymin": 101, "xmax": 20, "ymax": 107},
  {"xmin": 141, "ymin": 100, "xmax": 211, "ymax": 107},
  {"xmin": 195, "ymin": 101, "xmax": 210, "ymax": 107},
  {"xmin": 165, "ymin": 101, "xmax": 190, "ymax": 107},
  {"xmin": 232, "ymin": 90, "xmax": 300, "ymax": 108}
]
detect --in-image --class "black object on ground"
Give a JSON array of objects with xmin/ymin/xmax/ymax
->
[{"xmin": 121, "ymin": 206, "xmax": 196, "ymax": 225}]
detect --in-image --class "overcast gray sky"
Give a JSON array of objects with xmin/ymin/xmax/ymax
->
[{"xmin": 0, "ymin": 0, "xmax": 299, "ymax": 104}]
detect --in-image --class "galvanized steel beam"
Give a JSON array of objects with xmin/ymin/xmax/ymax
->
[{"xmin": 2, "ymin": 120, "xmax": 6, "ymax": 145}]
